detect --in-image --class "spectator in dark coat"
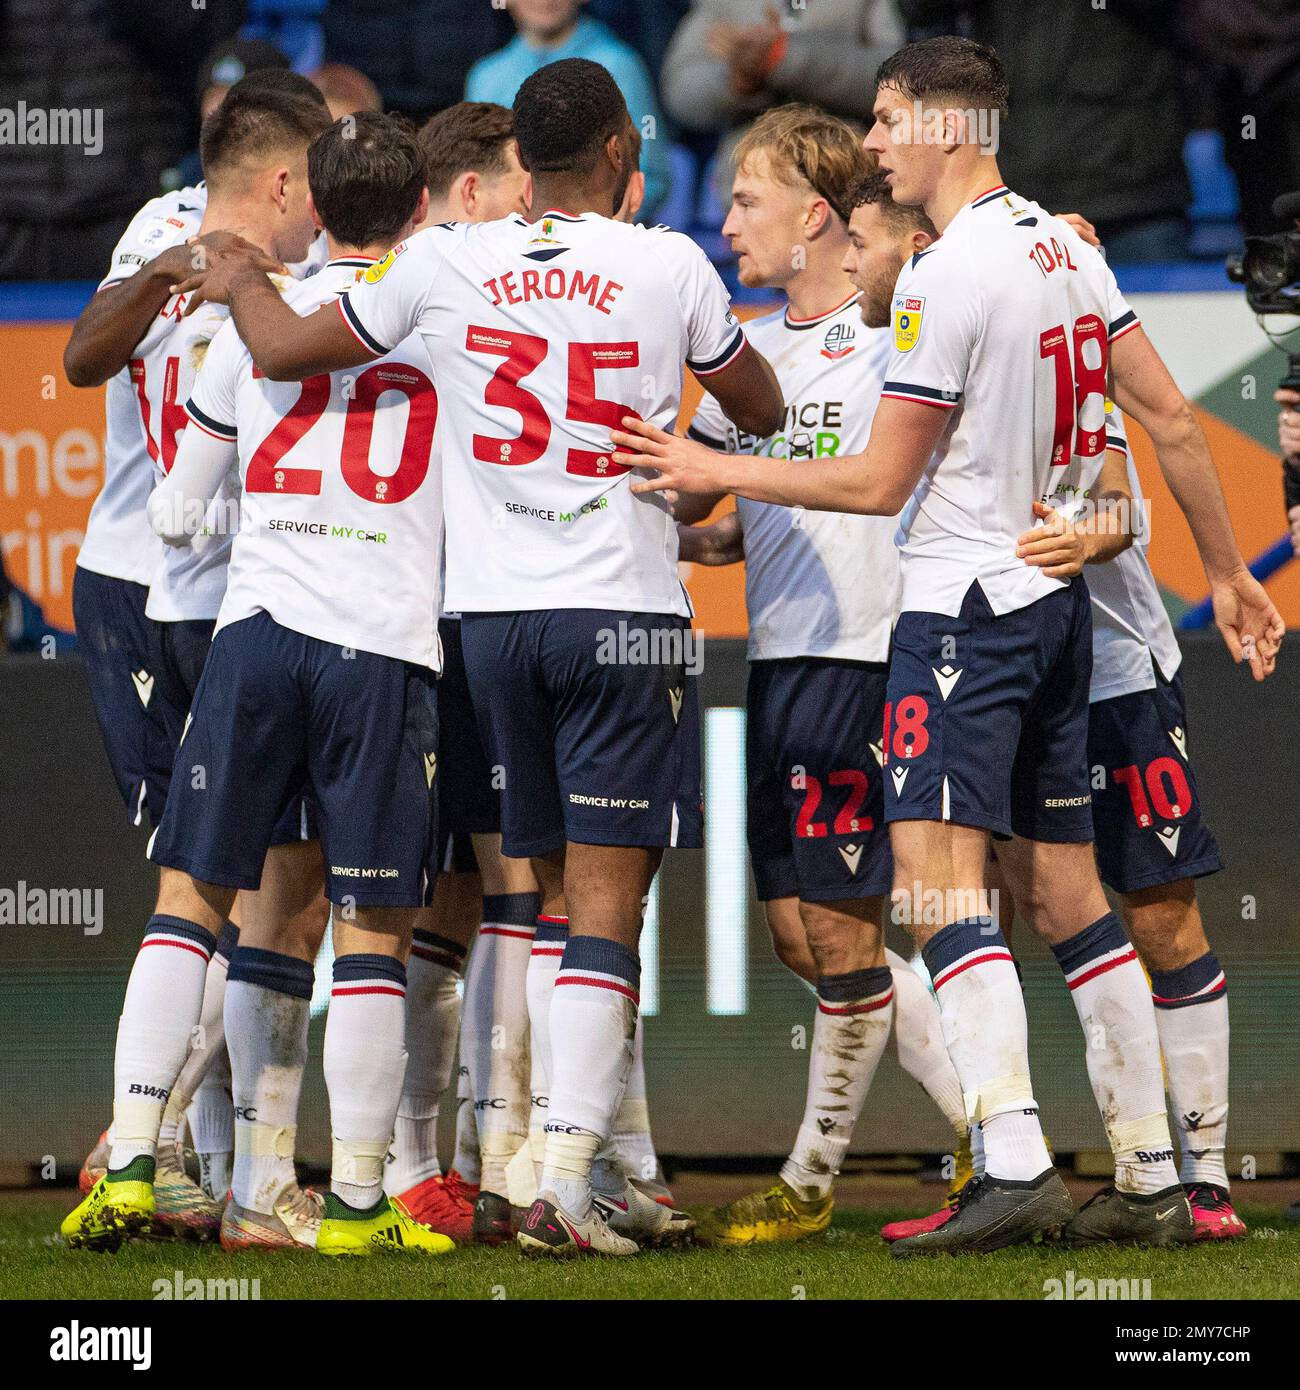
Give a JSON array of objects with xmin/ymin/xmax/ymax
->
[
  {"xmin": 1183, "ymin": 0, "xmax": 1300, "ymax": 236},
  {"xmin": 899, "ymin": 0, "xmax": 1191, "ymax": 262},
  {"xmin": 0, "ymin": 0, "xmax": 245, "ymax": 279},
  {"xmin": 322, "ymin": 0, "xmax": 514, "ymax": 122}
]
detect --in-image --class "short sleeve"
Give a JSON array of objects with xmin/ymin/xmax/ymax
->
[
  {"xmin": 338, "ymin": 229, "xmax": 448, "ymax": 357},
  {"xmin": 185, "ymin": 319, "xmax": 244, "ymax": 442},
  {"xmin": 879, "ymin": 247, "xmax": 982, "ymax": 410},
  {"xmin": 98, "ymin": 195, "xmax": 202, "ymax": 291},
  {"xmin": 1103, "ymin": 399, "xmax": 1129, "ymax": 457},
  {"xmin": 686, "ymin": 389, "xmax": 732, "ymax": 449},
  {"xmin": 654, "ymin": 231, "xmax": 746, "ymax": 378},
  {"xmin": 1104, "ymin": 265, "xmax": 1140, "ymax": 344}
]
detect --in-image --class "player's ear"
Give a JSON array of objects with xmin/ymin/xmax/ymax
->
[
  {"xmin": 911, "ymin": 228, "xmax": 934, "ymax": 256},
  {"xmin": 458, "ymin": 170, "xmax": 479, "ymax": 218},
  {"xmin": 306, "ymin": 189, "xmax": 325, "ymax": 235},
  {"xmin": 412, "ymin": 186, "xmax": 430, "ymax": 230},
  {"xmin": 272, "ymin": 166, "xmax": 291, "ymax": 213}
]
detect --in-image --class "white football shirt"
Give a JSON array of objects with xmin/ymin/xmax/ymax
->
[
  {"xmin": 339, "ymin": 212, "xmax": 747, "ymax": 615},
  {"xmin": 1047, "ymin": 406, "xmax": 1182, "ymax": 702},
  {"xmin": 183, "ymin": 258, "xmax": 444, "ymax": 668},
  {"xmin": 882, "ymin": 184, "xmax": 1140, "ymax": 618},
  {"xmin": 688, "ymin": 294, "xmax": 899, "ymax": 662},
  {"xmin": 77, "ymin": 180, "xmax": 328, "ymax": 601},
  {"xmin": 76, "ymin": 186, "xmax": 207, "ymax": 586}
]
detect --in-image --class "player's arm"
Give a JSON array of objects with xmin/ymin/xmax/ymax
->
[
  {"xmin": 64, "ymin": 232, "xmax": 283, "ymax": 387},
  {"xmin": 1016, "ymin": 443, "xmax": 1133, "ymax": 579},
  {"xmin": 1110, "ymin": 325, "xmax": 1283, "ymax": 679},
  {"xmin": 614, "ymin": 395, "xmax": 945, "ymax": 514},
  {"xmin": 676, "ymin": 510, "xmax": 744, "ymax": 566},
  {"xmin": 699, "ymin": 339, "xmax": 783, "ymax": 441},
  {"xmin": 147, "ymin": 318, "xmax": 243, "ymax": 543},
  {"xmin": 670, "ymin": 408, "xmax": 733, "ymax": 524},
  {"xmin": 147, "ymin": 425, "xmax": 238, "ymax": 544}
]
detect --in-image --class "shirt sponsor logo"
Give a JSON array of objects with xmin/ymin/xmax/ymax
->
[{"xmin": 892, "ymin": 294, "xmax": 924, "ymax": 352}]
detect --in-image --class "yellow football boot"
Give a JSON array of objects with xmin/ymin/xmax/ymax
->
[
  {"xmin": 695, "ymin": 1178, "xmax": 833, "ymax": 1247},
  {"xmin": 948, "ymin": 1130, "xmax": 975, "ymax": 1204},
  {"xmin": 61, "ymin": 1159, "xmax": 156, "ymax": 1252},
  {"xmin": 316, "ymin": 1192, "xmax": 456, "ymax": 1257}
]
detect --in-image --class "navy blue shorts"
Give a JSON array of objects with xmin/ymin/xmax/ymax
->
[
  {"xmin": 1088, "ymin": 668, "xmax": 1222, "ymax": 893},
  {"xmin": 150, "ymin": 611, "xmax": 438, "ymax": 907},
  {"xmin": 73, "ymin": 567, "xmax": 161, "ymax": 827},
  {"xmin": 884, "ymin": 579, "xmax": 1095, "ymax": 843},
  {"xmin": 746, "ymin": 658, "xmax": 892, "ymax": 902},
  {"xmin": 436, "ymin": 617, "xmax": 501, "ymax": 839},
  {"xmin": 459, "ymin": 609, "xmax": 703, "ymax": 858},
  {"xmin": 143, "ymin": 614, "xmax": 312, "ymax": 847}
]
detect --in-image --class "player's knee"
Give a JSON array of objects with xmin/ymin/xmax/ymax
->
[
  {"xmin": 797, "ymin": 901, "xmax": 872, "ymax": 974},
  {"xmin": 1121, "ymin": 880, "xmax": 1206, "ymax": 971},
  {"xmin": 155, "ymin": 866, "xmax": 233, "ymax": 932}
]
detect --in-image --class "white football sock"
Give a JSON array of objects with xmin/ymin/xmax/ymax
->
[
  {"xmin": 160, "ymin": 920, "xmax": 236, "ymax": 1152},
  {"xmin": 110, "ymin": 914, "xmax": 217, "ymax": 1172},
  {"xmin": 225, "ymin": 947, "xmax": 313, "ymax": 1213},
  {"xmin": 542, "ymin": 935, "xmax": 639, "ymax": 1221},
  {"xmin": 1054, "ymin": 914, "xmax": 1179, "ymax": 1195},
  {"xmin": 325, "ymin": 953, "xmax": 407, "ymax": 1210},
  {"xmin": 189, "ymin": 1049, "xmax": 233, "ymax": 1200},
  {"xmin": 386, "ymin": 928, "xmax": 465, "ymax": 1195},
  {"xmin": 450, "ymin": 1052, "xmax": 480, "ymax": 1184},
  {"xmin": 781, "ymin": 965, "xmax": 894, "ymax": 1200},
  {"xmin": 921, "ymin": 919, "xmax": 1051, "ymax": 1183},
  {"xmin": 886, "ymin": 946, "xmax": 968, "ymax": 1140},
  {"xmin": 462, "ymin": 892, "xmax": 537, "ymax": 1196},
  {"xmin": 613, "ymin": 1012, "xmax": 662, "ymax": 1186},
  {"xmin": 1150, "ymin": 952, "xmax": 1230, "ymax": 1188},
  {"xmin": 526, "ymin": 915, "xmax": 567, "ymax": 1184}
]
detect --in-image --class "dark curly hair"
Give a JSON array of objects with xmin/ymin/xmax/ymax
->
[{"xmin": 512, "ymin": 58, "xmax": 629, "ymax": 176}]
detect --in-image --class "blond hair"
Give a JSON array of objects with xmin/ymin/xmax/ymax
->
[{"xmin": 732, "ymin": 103, "xmax": 869, "ymax": 223}]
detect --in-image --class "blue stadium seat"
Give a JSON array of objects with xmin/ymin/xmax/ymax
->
[
  {"xmin": 247, "ymin": 0, "xmax": 326, "ymax": 16},
  {"xmin": 1185, "ymin": 130, "xmax": 1240, "ymax": 222},
  {"xmin": 239, "ymin": 18, "xmax": 324, "ymax": 73},
  {"xmin": 1184, "ymin": 129, "xmax": 1243, "ymax": 260}
]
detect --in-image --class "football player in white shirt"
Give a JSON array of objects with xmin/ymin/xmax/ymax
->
[
  {"xmin": 613, "ymin": 37, "xmax": 1282, "ymax": 1254},
  {"xmin": 175, "ymin": 57, "xmax": 783, "ymax": 1257},
  {"xmin": 127, "ymin": 113, "xmax": 451, "ymax": 1257},
  {"xmin": 385, "ymin": 100, "xmax": 538, "ymax": 1244},
  {"xmin": 60, "ymin": 78, "xmax": 337, "ymax": 1253},
  {"xmin": 673, "ymin": 107, "xmax": 974, "ymax": 1246}
]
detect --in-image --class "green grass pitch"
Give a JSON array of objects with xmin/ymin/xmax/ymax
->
[{"xmin": 3, "ymin": 1191, "xmax": 1297, "ymax": 1300}]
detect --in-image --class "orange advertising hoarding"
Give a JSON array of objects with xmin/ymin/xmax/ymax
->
[{"xmin": 1, "ymin": 293, "xmax": 1295, "ymax": 638}]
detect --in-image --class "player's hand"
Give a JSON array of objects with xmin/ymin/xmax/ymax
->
[
  {"xmin": 1276, "ymin": 387, "xmax": 1300, "ymax": 459},
  {"xmin": 169, "ymin": 241, "xmax": 285, "ymax": 314},
  {"xmin": 1056, "ymin": 211, "xmax": 1100, "ymax": 249},
  {"xmin": 1016, "ymin": 501, "xmax": 1086, "ymax": 577},
  {"xmin": 612, "ymin": 417, "xmax": 730, "ymax": 497},
  {"xmin": 1210, "ymin": 568, "xmax": 1284, "ymax": 680}
]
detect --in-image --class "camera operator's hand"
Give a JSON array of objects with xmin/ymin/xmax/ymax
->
[
  {"xmin": 1278, "ymin": 388, "xmax": 1300, "ymax": 459},
  {"xmin": 1211, "ymin": 569, "xmax": 1284, "ymax": 681}
]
